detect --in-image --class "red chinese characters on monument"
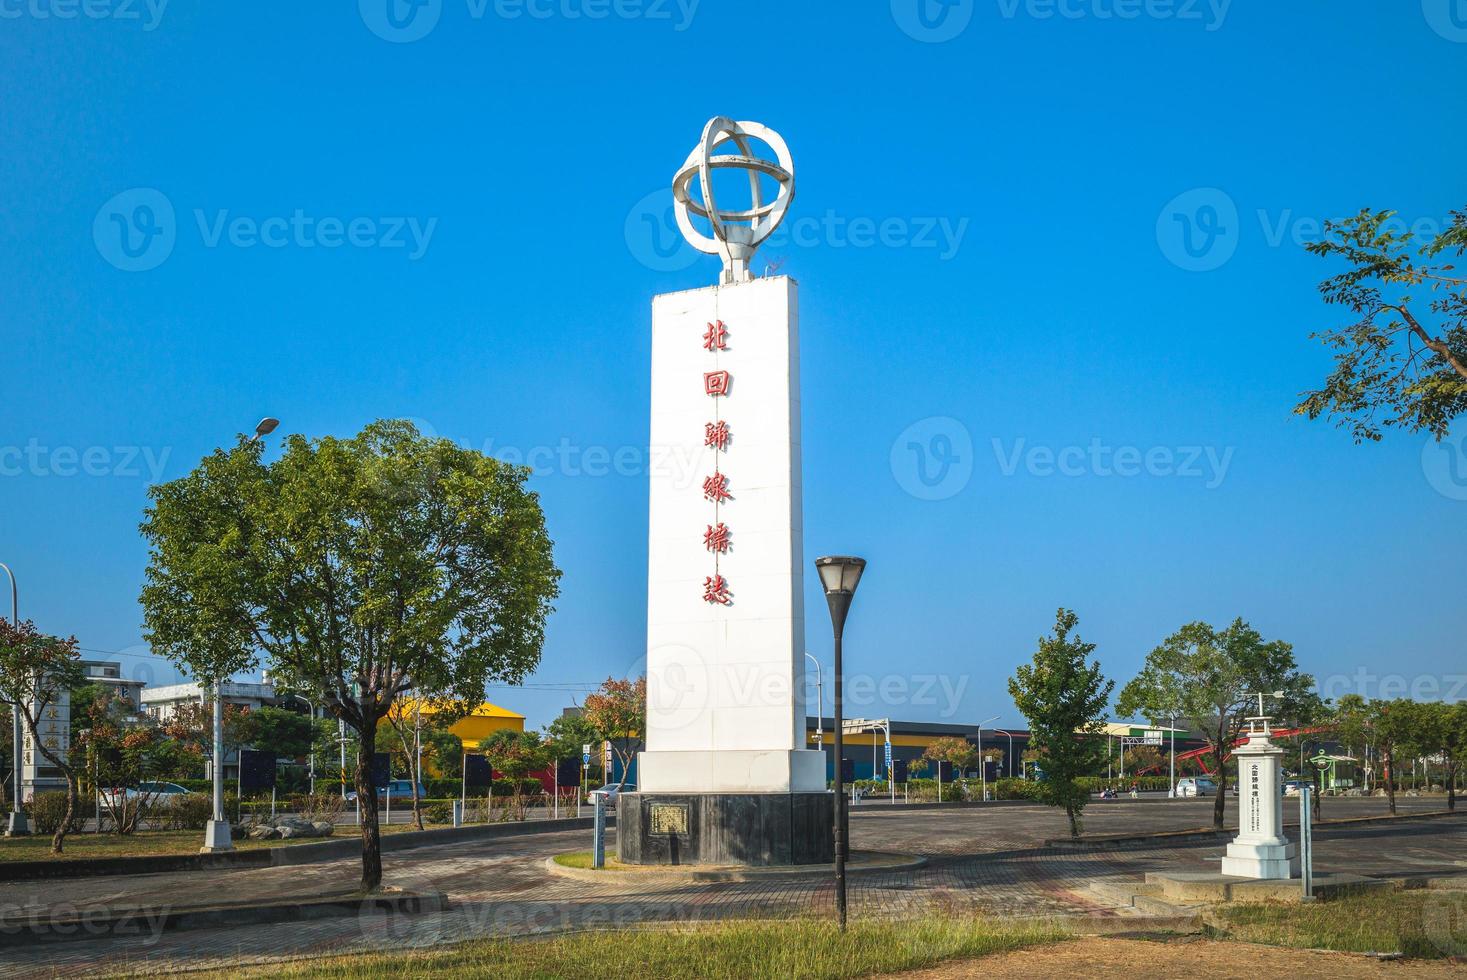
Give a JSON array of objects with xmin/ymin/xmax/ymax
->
[
  {"xmin": 703, "ymin": 522, "xmax": 730, "ymax": 553},
  {"xmin": 699, "ymin": 321, "xmax": 734, "ymax": 602},
  {"xmin": 702, "ymin": 574, "xmax": 732, "ymax": 606},
  {"xmin": 703, "ymin": 320, "xmax": 728, "ymax": 351},
  {"xmin": 703, "ymin": 370, "xmax": 731, "ymax": 397},
  {"xmin": 702, "ymin": 472, "xmax": 731, "ymax": 504}
]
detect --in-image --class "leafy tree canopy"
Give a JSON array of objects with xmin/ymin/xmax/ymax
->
[{"xmin": 1295, "ymin": 207, "xmax": 1467, "ymax": 441}]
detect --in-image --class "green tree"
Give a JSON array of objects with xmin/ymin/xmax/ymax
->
[
  {"xmin": 1295, "ymin": 207, "xmax": 1467, "ymax": 442},
  {"xmin": 1411, "ymin": 700, "xmax": 1466, "ymax": 811},
  {"xmin": 1008, "ymin": 609, "xmax": 1113, "ymax": 837},
  {"xmin": 543, "ymin": 711, "xmax": 600, "ymax": 798},
  {"xmin": 1118, "ymin": 618, "xmax": 1313, "ymax": 830},
  {"xmin": 922, "ymin": 737, "xmax": 975, "ymax": 800},
  {"xmin": 139, "ymin": 420, "xmax": 560, "ymax": 890},
  {"xmin": 237, "ymin": 705, "xmax": 315, "ymax": 760},
  {"xmin": 581, "ymin": 677, "xmax": 645, "ymax": 789},
  {"xmin": 0, "ymin": 621, "xmax": 84, "ymax": 854},
  {"xmin": 1332, "ymin": 697, "xmax": 1419, "ymax": 815}
]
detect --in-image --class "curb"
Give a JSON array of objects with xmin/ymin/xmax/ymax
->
[
  {"xmin": 0, "ymin": 816, "xmax": 607, "ymax": 882},
  {"xmin": 0, "ymin": 889, "xmax": 448, "ymax": 947},
  {"xmin": 544, "ymin": 851, "xmax": 928, "ymax": 883},
  {"xmin": 1044, "ymin": 808, "xmax": 1464, "ymax": 850}
]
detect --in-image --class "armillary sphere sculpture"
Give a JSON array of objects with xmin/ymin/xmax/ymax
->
[{"xmin": 673, "ymin": 116, "xmax": 795, "ymax": 285}]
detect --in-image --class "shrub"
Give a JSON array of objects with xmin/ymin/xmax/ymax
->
[
  {"xmin": 30, "ymin": 791, "xmax": 83, "ymax": 835},
  {"xmin": 424, "ymin": 801, "xmax": 453, "ymax": 825},
  {"xmin": 990, "ymin": 778, "xmax": 1041, "ymax": 801},
  {"xmin": 171, "ymin": 792, "xmax": 213, "ymax": 830}
]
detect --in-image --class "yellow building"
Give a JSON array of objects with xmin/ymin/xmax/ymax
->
[{"xmin": 384, "ymin": 699, "xmax": 526, "ymax": 750}]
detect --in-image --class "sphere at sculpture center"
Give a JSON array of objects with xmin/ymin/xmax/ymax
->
[{"xmin": 673, "ymin": 116, "xmax": 795, "ymax": 284}]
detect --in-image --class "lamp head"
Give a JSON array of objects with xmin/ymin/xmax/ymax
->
[{"xmin": 814, "ymin": 555, "xmax": 866, "ymax": 637}]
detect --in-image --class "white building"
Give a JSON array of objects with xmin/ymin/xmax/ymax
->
[
  {"xmin": 141, "ymin": 680, "xmax": 277, "ymax": 779},
  {"xmin": 21, "ymin": 659, "xmax": 148, "ymax": 800}
]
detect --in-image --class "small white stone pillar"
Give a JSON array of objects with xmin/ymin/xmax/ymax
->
[{"xmin": 1221, "ymin": 717, "xmax": 1299, "ymax": 880}]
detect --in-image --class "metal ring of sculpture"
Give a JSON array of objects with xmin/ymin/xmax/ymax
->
[{"xmin": 673, "ymin": 116, "xmax": 795, "ymax": 284}]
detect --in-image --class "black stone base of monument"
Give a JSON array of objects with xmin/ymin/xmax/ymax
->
[{"xmin": 617, "ymin": 792, "xmax": 834, "ymax": 866}]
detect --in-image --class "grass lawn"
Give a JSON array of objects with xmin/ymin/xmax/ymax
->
[
  {"xmin": 193, "ymin": 918, "xmax": 1067, "ymax": 980},
  {"xmin": 0, "ymin": 821, "xmax": 444, "ymax": 862},
  {"xmin": 1208, "ymin": 889, "xmax": 1467, "ymax": 959}
]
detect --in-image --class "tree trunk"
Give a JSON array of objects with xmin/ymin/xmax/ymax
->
[
  {"xmin": 355, "ymin": 723, "xmax": 383, "ymax": 892},
  {"xmin": 409, "ymin": 753, "xmax": 424, "ymax": 832},
  {"xmin": 1449, "ymin": 763, "xmax": 1457, "ymax": 812},
  {"xmin": 51, "ymin": 772, "xmax": 79, "ymax": 855},
  {"xmin": 1066, "ymin": 805, "xmax": 1081, "ymax": 838},
  {"xmin": 1383, "ymin": 748, "xmax": 1397, "ymax": 815},
  {"xmin": 1210, "ymin": 738, "xmax": 1227, "ymax": 831}
]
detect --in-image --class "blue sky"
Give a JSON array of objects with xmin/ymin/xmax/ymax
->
[{"xmin": 3, "ymin": 1, "xmax": 1466, "ymax": 730}]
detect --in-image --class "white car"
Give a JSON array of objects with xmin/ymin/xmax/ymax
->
[
  {"xmin": 98, "ymin": 781, "xmax": 193, "ymax": 807},
  {"xmin": 1175, "ymin": 777, "xmax": 1218, "ymax": 798},
  {"xmin": 587, "ymin": 783, "xmax": 634, "ymax": 808}
]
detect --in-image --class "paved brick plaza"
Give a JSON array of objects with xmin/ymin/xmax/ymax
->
[{"xmin": 1, "ymin": 798, "xmax": 1461, "ymax": 977}]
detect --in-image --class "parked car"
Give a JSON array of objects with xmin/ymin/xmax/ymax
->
[
  {"xmin": 1283, "ymin": 780, "xmax": 1311, "ymax": 796},
  {"xmin": 1175, "ymin": 777, "xmax": 1218, "ymax": 797},
  {"xmin": 587, "ymin": 783, "xmax": 634, "ymax": 808},
  {"xmin": 98, "ymin": 781, "xmax": 193, "ymax": 807},
  {"xmin": 346, "ymin": 780, "xmax": 427, "ymax": 803}
]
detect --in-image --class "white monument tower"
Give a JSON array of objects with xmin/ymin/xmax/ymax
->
[
  {"xmin": 618, "ymin": 118, "xmax": 833, "ymax": 866},
  {"xmin": 1220, "ymin": 694, "xmax": 1300, "ymax": 880}
]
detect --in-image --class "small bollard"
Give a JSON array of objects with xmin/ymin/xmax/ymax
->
[
  {"xmin": 452, "ymin": 800, "xmax": 464, "ymax": 828},
  {"xmin": 592, "ymin": 797, "xmax": 606, "ymax": 869}
]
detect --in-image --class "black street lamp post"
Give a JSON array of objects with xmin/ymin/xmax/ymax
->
[{"xmin": 814, "ymin": 555, "xmax": 865, "ymax": 932}]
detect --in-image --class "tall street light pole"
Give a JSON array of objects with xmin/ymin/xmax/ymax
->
[
  {"xmin": 202, "ymin": 417, "xmax": 280, "ymax": 854},
  {"xmin": 1, "ymin": 562, "xmax": 27, "ymax": 836},
  {"xmin": 977, "ymin": 715, "xmax": 999, "ymax": 801},
  {"xmin": 815, "ymin": 555, "xmax": 865, "ymax": 933},
  {"xmin": 804, "ymin": 652, "xmax": 823, "ymax": 749}
]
